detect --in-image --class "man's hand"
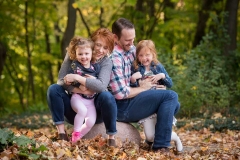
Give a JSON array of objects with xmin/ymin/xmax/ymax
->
[
  {"xmin": 156, "ymin": 85, "xmax": 166, "ymax": 90},
  {"xmin": 139, "ymin": 78, "xmax": 156, "ymax": 90},
  {"xmin": 131, "ymin": 72, "xmax": 142, "ymax": 83}
]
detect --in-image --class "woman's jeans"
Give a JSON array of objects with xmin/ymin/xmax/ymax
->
[
  {"xmin": 47, "ymin": 84, "xmax": 117, "ymax": 135},
  {"xmin": 116, "ymin": 89, "xmax": 180, "ymax": 149}
]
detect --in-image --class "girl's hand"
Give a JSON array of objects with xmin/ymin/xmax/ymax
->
[
  {"xmin": 150, "ymin": 73, "xmax": 165, "ymax": 84},
  {"xmin": 131, "ymin": 72, "xmax": 142, "ymax": 83}
]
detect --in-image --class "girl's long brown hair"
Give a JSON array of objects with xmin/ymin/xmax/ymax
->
[{"xmin": 133, "ymin": 40, "xmax": 159, "ymax": 70}]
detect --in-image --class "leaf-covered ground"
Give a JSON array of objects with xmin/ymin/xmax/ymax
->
[{"xmin": 0, "ymin": 112, "xmax": 240, "ymax": 160}]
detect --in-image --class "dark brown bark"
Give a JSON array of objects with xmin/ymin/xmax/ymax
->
[
  {"xmin": 5, "ymin": 57, "xmax": 25, "ymax": 110},
  {"xmin": 162, "ymin": 0, "xmax": 175, "ymax": 50},
  {"xmin": 146, "ymin": 0, "xmax": 164, "ymax": 38},
  {"xmin": 99, "ymin": 0, "xmax": 104, "ymax": 27},
  {"xmin": 25, "ymin": 1, "xmax": 35, "ymax": 101},
  {"xmin": 136, "ymin": 0, "xmax": 144, "ymax": 11},
  {"xmin": 0, "ymin": 41, "xmax": 7, "ymax": 77},
  {"xmin": 107, "ymin": 0, "xmax": 127, "ymax": 27},
  {"xmin": 224, "ymin": 0, "xmax": 239, "ymax": 53},
  {"xmin": 61, "ymin": 0, "xmax": 76, "ymax": 59},
  {"xmin": 192, "ymin": 0, "xmax": 215, "ymax": 48},
  {"xmin": 135, "ymin": 0, "xmax": 145, "ymax": 37},
  {"xmin": 76, "ymin": 8, "xmax": 91, "ymax": 36},
  {"xmin": 54, "ymin": 20, "xmax": 62, "ymax": 71},
  {"xmin": 223, "ymin": 0, "xmax": 239, "ymax": 82},
  {"xmin": 44, "ymin": 26, "xmax": 54, "ymax": 84}
]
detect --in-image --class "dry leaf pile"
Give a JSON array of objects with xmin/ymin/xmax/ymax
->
[{"xmin": 0, "ymin": 126, "xmax": 239, "ymax": 160}]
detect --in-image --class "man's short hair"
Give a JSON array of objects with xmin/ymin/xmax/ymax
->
[{"xmin": 112, "ymin": 18, "xmax": 134, "ymax": 39}]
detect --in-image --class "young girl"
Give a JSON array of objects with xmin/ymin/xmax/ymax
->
[
  {"xmin": 66, "ymin": 37, "xmax": 100, "ymax": 144},
  {"xmin": 130, "ymin": 40, "xmax": 183, "ymax": 152}
]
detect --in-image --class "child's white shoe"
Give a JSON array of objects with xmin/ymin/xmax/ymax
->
[{"xmin": 171, "ymin": 131, "xmax": 183, "ymax": 152}]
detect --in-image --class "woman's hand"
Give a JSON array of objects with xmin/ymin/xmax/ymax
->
[
  {"xmin": 84, "ymin": 74, "xmax": 96, "ymax": 79},
  {"xmin": 79, "ymin": 87, "xmax": 96, "ymax": 96},
  {"xmin": 79, "ymin": 85, "xmax": 87, "ymax": 91},
  {"xmin": 84, "ymin": 89, "xmax": 95, "ymax": 95},
  {"xmin": 64, "ymin": 74, "xmax": 80, "ymax": 84}
]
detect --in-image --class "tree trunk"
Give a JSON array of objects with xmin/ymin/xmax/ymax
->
[
  {"xmin": 135, "ymin": 0, "xmax": 145, "ymax": 39},
  {"xmin": 76, "ymin": 8, "xmax": 91, "ymax": 37},
  {"xmin": 192, "ymin": 0, "xmax": 215, "ymax": 48},
  {"xmin": 44, "ymin": 26, "xmax": 54, "ymax": 84},
  {"xmin": 163, "ymin": 0, "xmax": 175, "ymax": 50},
  {"xmin": 0, "ymin": 41, "xmax": 7, "ymax": 77},
  {"xmin": 224, "ymin": 0, "xmax": 239, "ymax": 82},
  {"xmin": 61, "ymin": 0, "xmax": 76, "ymax": 59},
  {"xmin": 5, "ymin": 59, "xmax": 25, "ymax": 110},
  {"xmin": 25, "ymin": 1, "xmax": 35, "ymax": 101},
  {"xmin": 146, "ymin": 0, "xmax": 162, "ymax": 39},
  {"xmin": 224, "ymin": 0, "xmax": 239, "ymax": 53},
  {"xmin": 99, "ymin": 0, "xmax": 104, "ymax": 27},
  {"xmin": 54, "ymin": 19, "xmax": 62, "ymax": 72}
]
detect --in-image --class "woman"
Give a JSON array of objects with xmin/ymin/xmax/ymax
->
[{"xmin": 47, "ymin": 28, "xmax": 117, "ymax": 146}]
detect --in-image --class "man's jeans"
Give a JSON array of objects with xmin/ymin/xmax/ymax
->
[
  {"xmin": 47, "ymin": 84, "xmax": 117, "ymax": 135},
  {"xmin": 116, "ymin": 89, "xmax": 180, "ymax": 149}
]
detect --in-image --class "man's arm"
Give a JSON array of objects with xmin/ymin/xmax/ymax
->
[{"xmin": 127, "ymin": 78, "xmax": 154, "ymax": 98}]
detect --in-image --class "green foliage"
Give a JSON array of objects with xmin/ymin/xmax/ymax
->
[
  {"xmin": 0, "ymin": 128, "xmax": 48, "ymax": 159},
  {"xmin": 177, "ymin": 117, "xmax": 240, "ymax": 131},
  {"xmin": 0, "ymin": 128, "xmax": 35, "ymax": 151},
  {"xmin": 172, "ymin": 13, "xmax": 239, "ymax": 117},
  {"xmin": 0, "ymin": 110, "xmax": 52, "ymax": 129},
  {"xmin": 0, "ymin": 128, "xmax": 14, "ymax": 146}
]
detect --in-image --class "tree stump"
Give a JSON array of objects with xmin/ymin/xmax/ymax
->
[{"xmin": 83, "ymin": 122, "xmax": 141, "ymax": 145}]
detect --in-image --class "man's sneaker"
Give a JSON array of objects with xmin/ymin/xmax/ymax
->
[{"xmin": 71, "ymin": 131, "xmax": 81, "ymax": 144}]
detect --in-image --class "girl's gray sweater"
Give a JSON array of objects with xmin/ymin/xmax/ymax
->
[{"xmin": 57, "ymin": 53, "xmax": 113, "ymax": 93}]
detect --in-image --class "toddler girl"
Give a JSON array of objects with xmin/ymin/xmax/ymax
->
[{"xmin": 66, "ymin": 37, "xmax": 100, "ymax": 143}]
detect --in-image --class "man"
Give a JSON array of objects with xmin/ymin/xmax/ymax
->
[{"xmin": 109, "ymin": 18, "xmax": 180, "ymax": 152}]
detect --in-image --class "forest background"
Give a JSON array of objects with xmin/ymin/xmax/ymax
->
[{"xmin": 0, "ymin": 0, "xmax": 239, "ymax": 122}]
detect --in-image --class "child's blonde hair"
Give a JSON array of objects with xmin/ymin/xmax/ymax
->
[
  {"xmin": 66, "ymin": 36, "xmax": 94, "ymax": 60},
  {"xmin": 133, "ymin": 40, "xmax": 159, "ymax": 70}
]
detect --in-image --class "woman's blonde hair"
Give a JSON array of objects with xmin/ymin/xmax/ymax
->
[
  {"xmin": 66, "ymin": 36, "xmax": 94, "ymax": 60},
  {"xmin": 133, "ymin": 40, "xmax": 159, "ymax": 70}
]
